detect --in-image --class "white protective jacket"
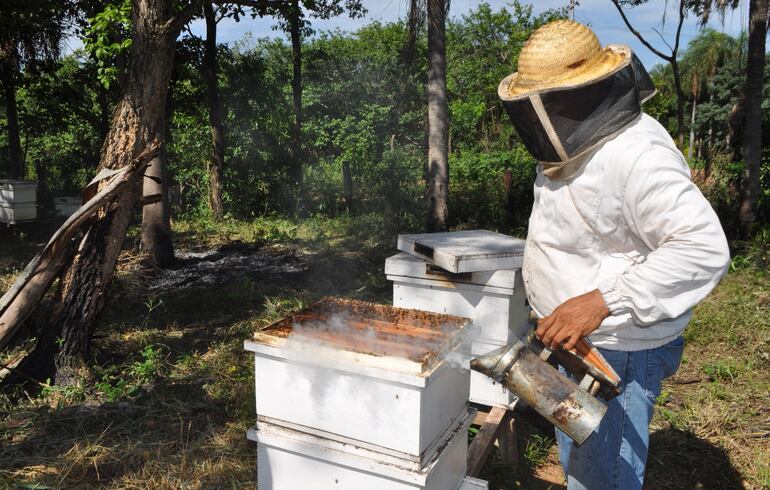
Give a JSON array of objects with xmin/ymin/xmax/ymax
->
[{"xmin": 522, "ymin": 114, "xmax": 730, "ymax": 351}]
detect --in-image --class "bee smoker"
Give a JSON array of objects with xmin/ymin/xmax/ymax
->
[{"xmin": 470, "ymin": 332, "xmax": 621, "ymax": 445}]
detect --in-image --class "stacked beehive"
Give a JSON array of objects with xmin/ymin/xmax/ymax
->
[
  {"xmin": 244, "ymin": 298, "xmax": 489, "ymax": 489},
  {"xmin": 0, "ymin": 180, "xmax": 37, "ymax": 224},
  {"xmin": 386, "ymin": 230, "xmax": 529, "ymax": 409}
]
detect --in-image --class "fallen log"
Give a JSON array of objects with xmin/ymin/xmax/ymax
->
[{"xmin": 0, "ymin": 141, "xmax": 161, "ymax": 351}]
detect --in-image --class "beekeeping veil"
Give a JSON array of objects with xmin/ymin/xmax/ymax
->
[{"xmin": 498, "ymin": 20, "xmax": 655, "ymax": 180}]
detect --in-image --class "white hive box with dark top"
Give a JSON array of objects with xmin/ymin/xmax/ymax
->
[
  {"xmin": 0, "ymin": 180, "xmax": 37, "ymax": 224},
  {"xmin": 244, "ymin": 298, "xmax": 472, "ymax": 461},
  {"xmin": 387, "ymin": 230, "xmax": 530, "ymax": 409}
]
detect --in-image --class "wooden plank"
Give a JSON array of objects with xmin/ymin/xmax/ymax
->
[
  {"xmin": 467, "ymin": 406, "xmax": 508, "ymax": 477},
  {"xmin": 499, "ymin": 414, "xmax": 519, "ymax": 471},
  {"xmin": 472, "ymin": 410, "xmax": 488, "ymax": 427}
]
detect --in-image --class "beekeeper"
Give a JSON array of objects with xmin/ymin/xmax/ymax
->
[{"xmin": 498, "ymin": 20, "xmax": 730, "ymax": 490}]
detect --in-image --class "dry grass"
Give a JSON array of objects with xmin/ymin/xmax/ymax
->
[
  {"xmin": 644, "ymin": 269, "xmax": 770, "ymax": 490},
  {"xmin": 0, "ymin": 215, "xmax": 393, "ymax": 489},
  {"xmin": 478, "ymin": 268, "xmax": 770, "ymax": 490},
  {"xmin": 1, "ymin": 217, "xmax": 768, "ymax": 489}
]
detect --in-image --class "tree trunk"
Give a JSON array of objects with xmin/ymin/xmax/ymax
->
[
  {"xmin": 46, "ymin": 0, "xmax": 188, "ymax": 385},
  {"xmin": 96, "ymin": 83, "xmax": 111, "ymax": 142},
  {"xmin": 671, "ymin": 60, "xmax": 686, "ymax": 149},
  {"xmin": 688, "ymin": 94, "xmax": 697, "ymax": 160},
  {"xmin": 739, "ymin": 0, "xmax": 767, "ymax": 239},
  {"xmin": 0, "ymin": 55, "xmax": 23, "ymax": 180},
  {"xmin": 707, "ymin": 92, "xmax": 714, "ymax": 172},
  {"xmin": 402, "ymin": 0, "xmax": 421, "ymax": 67},
  {"xmin": 289, "ymin": 0, "xmax": 303, "ymax": 188},
  {"xmin": 204, "ymin": 2, "xmax": 225, "ymax": 219},
  {"xmin": 141, "ymin": 118, "xmax": 174, "ymax": 268},
  {"xmin": 426, "ymin": 0, "xmax": 448, "ymax": 232},
  {"xmin": 342, "ymin": 160, "xmax": 353, "ymax": 213}
]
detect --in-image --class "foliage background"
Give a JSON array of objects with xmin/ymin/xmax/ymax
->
[{"xmin": 0, "ymin": 2, "xmax": 767, "ymax": 238}]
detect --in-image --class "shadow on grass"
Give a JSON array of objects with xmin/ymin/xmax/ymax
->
[
  {"xmin": 478, "ymin": 407, "xmax": 746, "ymax": 490},
  {"xmin": 0, "ymin": 379, "xmax": 257, "ymax": 488},
  {"xmin": 1, "ymin": 216, "xmax": 398, "ymax": 487},
  {"xmin": 645, "ymin": 427, "xmax": 745, "ymax": 490}
]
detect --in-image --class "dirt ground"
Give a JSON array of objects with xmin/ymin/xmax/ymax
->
[{"xmin": 1, "ymin": 217, "xmax": 768, "ymax": 489}]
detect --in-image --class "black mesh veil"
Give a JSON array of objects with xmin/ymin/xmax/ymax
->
[{"xmin": 499, "ymin": 50, "xmax": 655, "ymax": 164}]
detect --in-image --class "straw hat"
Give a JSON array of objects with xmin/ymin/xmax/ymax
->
[{"xmin": 500, "ymin": 20, "xmax": 628, "ymax": 99}]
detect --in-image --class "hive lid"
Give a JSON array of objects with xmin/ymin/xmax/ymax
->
[
  {"xmin": 0, "ymin": 180, "xmax": 38, "ymax": 188},
  {"xmin": 250, "ymin": 297, "xmax": 470, "ymax": 375},
  {"xmin": 397, "ymin": 230, "xmax": 525, "ymax": 273}
]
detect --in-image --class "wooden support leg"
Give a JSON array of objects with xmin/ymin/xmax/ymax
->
[
  {"xmin": 467, "ymin": 406, "xmax": 507, "ymax": 477},
  {"xmin": 498, "ymin": 413, "xmax": 518, "ymax": 471}
]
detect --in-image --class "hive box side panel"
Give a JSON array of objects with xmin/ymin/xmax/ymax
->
[
  {"xmin": 254, "ymin": 411, "xmax": 472, "ymax": 490},
  {"xmin": 469, "ymin": 339, "xmax": 522, "ymax": 408},
  {"xmin": 0, "ymin": 181, "xmax": 37, "ymax": 204},
  {"xmin": 419, "ymin": 365, "xmax": 470, "ymax": 454},
  {"xmin": 254, "ymin": 355, "xmax": 423, "ymax": 455},
  {"xmin": 257, "ymin": 445, "xmax": 422, "ymax": 490},
  {"xmin": 469, "ymin": 370, "xmax": 517, "ymax": 408},
  {"xmin": 0, "ymin": 203, "xmax": 37, "ymax": 223},
  {"xmin": 423, "ymin": 420, "xmax": 468, "ymax": 490},
  {"xmin": 392, "ymin": 283, "xmax": 523, "ymax": 344}
]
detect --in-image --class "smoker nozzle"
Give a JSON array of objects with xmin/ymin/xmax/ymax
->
[
  {"xmin": 470, "ymin": 339, "xmax": 607, "ymax": 445},
  {"xmin": 469, "ymin": 342, "xmax": 524, "ymax": 381}
]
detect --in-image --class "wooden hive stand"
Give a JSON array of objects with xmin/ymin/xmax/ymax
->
[{"xmin": 467, "ymin": 404, "xmax": 518, "ymax": 477}]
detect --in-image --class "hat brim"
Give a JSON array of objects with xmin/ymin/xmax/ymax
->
[{"xmin": 499, "ymin": 45, "xmax": 631, "ymax": 101}]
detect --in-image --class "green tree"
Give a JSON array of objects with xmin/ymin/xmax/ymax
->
[
  {"xmin": 0, "ymin": 0, "xmax": 73, "ymax": 179},
  {"xmin": 680, "ymin": 29, "xmax": 737, "ymax": 160},
  {"xmin": 611, "ymin": 0, "xmax": 688, "ymax": 149},
  {"xmin": 259, "ymin": 0, "xmax": 367, "ymax": 196}
]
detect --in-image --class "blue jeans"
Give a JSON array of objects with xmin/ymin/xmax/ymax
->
[{"xmin": 556, "ymin": 336, "xmax": 684, "ymax": 490}]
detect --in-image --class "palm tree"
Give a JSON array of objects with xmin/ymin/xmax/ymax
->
[
  {"xmin": 740, "ymin": 0, "xmax": 768, "ymax": 238},
  {"xmin": 611, "ymin": 0, "xmax": 688, "ymax": 149},
  {"xmin": 427, "ymin": 0, "xmax": 449, "ymax": 231},
  {"xmin": 680, "ymin": 29, "xmax": 736, "ymax": 160},
  {"xmin": 689, "ymin": 0, "xmax": 765, "ymax": 237}
]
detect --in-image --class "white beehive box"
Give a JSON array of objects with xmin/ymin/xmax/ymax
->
[
  {"xmin": 249, "ymin": 409, "xmax": 474, "ymax": 490},
  {"xmin": 0, "ymin": 180, "xmax": 37, "ymax": 204},
  {"xmin": 469, "ymin": 339, "xmax": 519, "ymax": 408},
  {"xmin": 386, "ymin": 253, "xmax": 529, "ymax": 345},
  {"xmin": 0, "ymin": 180, "xmax": 37, "ymax": 224},
  {"xmin": 397, "ymin": 230, "xmax": 525, "ymax": 273},
  {"xmin": 245, "ymin": 298, "xmax": 472, "ymax": 461},
  {"xmin": 0, "ymin": 203, "xmax": 36, "ymax": 224},
  {"xmin": 53, "ymin": 196, "xmax": 81, "ymax": 217},
  {"xmin": 386, "ymin": 250, "xmax": 530, "ymax": 409}
]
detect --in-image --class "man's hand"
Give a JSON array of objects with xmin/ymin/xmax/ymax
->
[{"xmin": 536, "ymin": 289, "xmax": 610, "ymax": 351}]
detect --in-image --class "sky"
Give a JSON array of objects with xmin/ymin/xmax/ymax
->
[
  {"xmin": 192, "ymin": 0, "xmax": 752, "ymax": 69},
  {"xmin": 65, "ymin": 0, "xmax": 755, "ymax": 70}
]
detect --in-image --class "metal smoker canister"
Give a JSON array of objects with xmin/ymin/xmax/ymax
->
[{"xmin": 470, "ymin": 339, "xmax": 606, "ymax": 445}]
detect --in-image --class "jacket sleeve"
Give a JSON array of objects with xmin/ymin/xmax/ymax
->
[{"xmin": 598, "ymin": 146, "xmax": 730, "ymax": 325}]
